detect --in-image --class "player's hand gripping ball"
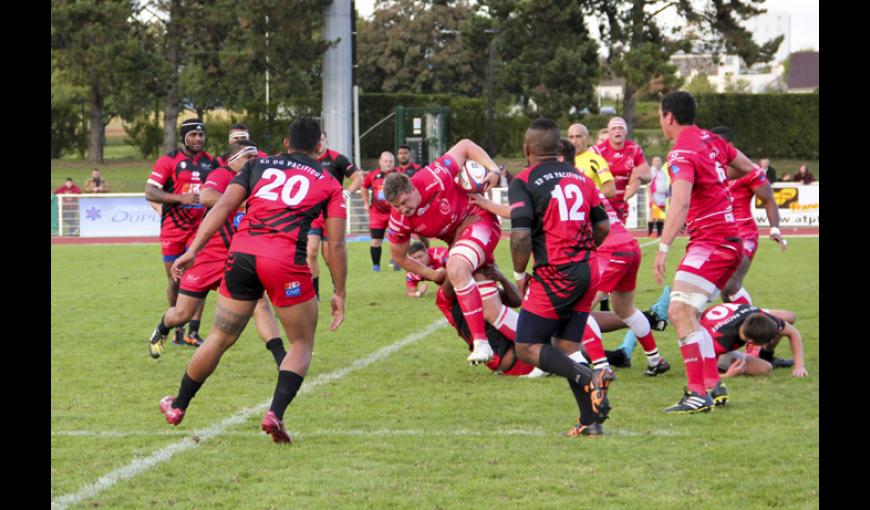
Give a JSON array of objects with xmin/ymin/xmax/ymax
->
[{"xmin": 457, "ymin": 160, "xmax": 489, "ymax": 192}]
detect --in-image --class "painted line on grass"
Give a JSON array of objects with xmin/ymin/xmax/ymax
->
[
  {"xmin": 53, "ymin": 427, "xmax": 684, "ymax": 439},
  {"xmin": 51, "ymin": 318, "xmax": 449, "ymax": 510}
]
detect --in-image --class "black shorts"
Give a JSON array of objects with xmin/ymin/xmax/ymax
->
[
  {"xmin": 370, "ymin": 228, "xmax": 386, "ymax": 240},
  {"xmin": 515, "ymin": 308, "xmax": 590, "ymax": 344}
]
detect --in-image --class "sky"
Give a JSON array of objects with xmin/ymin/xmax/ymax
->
[{"xmin": 354, "ymin": 0, "xmax": 819, "ymax": 52}]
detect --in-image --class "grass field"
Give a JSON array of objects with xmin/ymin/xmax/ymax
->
[{"xmin": 51, "ymin": 236, "xmax": 819, "ymax": 509}]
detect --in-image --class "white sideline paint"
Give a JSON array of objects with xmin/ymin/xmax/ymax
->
[
  {"xmin": 51, "ymin": 319, "xmax": 448, "ymax": 510},
  {"xmin": 53, "ymin": 427, "xmax": 683, "ymax": 439}
]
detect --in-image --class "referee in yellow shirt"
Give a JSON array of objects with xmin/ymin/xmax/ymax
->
[{"xmin": 567, "ymin": 123, "xmax": 616, "ymax": 199}]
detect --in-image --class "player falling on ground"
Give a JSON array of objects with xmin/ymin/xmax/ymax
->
[
  {"xmin": 701, "ymin": 304, "xmax": 807, "ymax": 388},
  {"xmin": 557, "ymin": 139, "xmax": 671, "ymax": 375},
  {"xmin": 147, "ymin": 141, "xmax": 288, "ymax": 367},
  {"xmin": 145, "ymin": 119, "xmax": 215, "ymax": 347},
  {"xmin": 383, "ymin": 138, "xmax": 508, "ymax": 366},
  {"xmin": 708, "ymin": 126, "xmax": 787, "ymax": 307},
  {"xmin": 404, "ymin": 243, "xmax": 448, "ymax": 298},
  {"xmin": 307, "ymin": 130, "xmax": 361, "ymax": 300},
  {"xmin": 654, "ymin": 91, "xmax": 757, "ymax": 414},
  {"xmin": 509, "ymin": 117, "xmax": 614, "ymax": 437},
  {"xmin": 159, "ymin": 118, "xmax": 348, "ymax": 444}
]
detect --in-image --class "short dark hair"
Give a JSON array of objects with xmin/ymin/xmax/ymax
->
[
  {"xmin": 526, "ymin": 117, "xmax": 560, "ymax": 156},
  {"xmin": 398, "ymin": 144, "xmax": 411, "ymax": 151},
  {"xmin": 384, "ymin": 172, "xmax": 413, "ymax": 202},
  {"xmin": 742, "ymin": 313, "xmax": 780, "ymax": 346},
  {"xmin": 710, "ymin": 126, "xmax": 734, "ymax": 142},
  {"xmin": 660, "ymin": 91, "xmax": 696, "ymax": 125},
  {"xmin": 230, "ymin": 123, "xmax": 248, "ymax": 131},
  {"xmin": 408, "ymin": 242, "xmax": 427, "ymax": 256},
  {"xmin": 557, "ymin": 138, "xmax": 576, "ymax": 163},
  {"xmin": 287, "ymin": 117, "xmax": 322, "ymax": 152},
  {"xmin": 65, "ymin": 177, "xmax": 73, "ymax": 181}
]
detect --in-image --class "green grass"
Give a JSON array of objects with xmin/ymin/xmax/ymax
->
[{"xmin": 51, "ymin": 236, "xmax": 819, "ymax": 509}]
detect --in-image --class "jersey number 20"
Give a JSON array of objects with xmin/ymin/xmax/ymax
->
[
  {"xmin": 255, "ymin": 169, "xmax": 310, "ymax": 206},
  {"xmin": 551, "ymin": 184, "xmax": 586, "ymax": 221}
]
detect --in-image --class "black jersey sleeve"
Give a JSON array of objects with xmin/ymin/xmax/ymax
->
[
  {"xmin": 508, "ymin": 177, "xmax": 535, "ymax": 230},
  {"xmin": 336, "ymin": 153, "xmax": 358, "ymax": 177}
]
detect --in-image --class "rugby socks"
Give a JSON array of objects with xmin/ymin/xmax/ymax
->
[
  {"xmin": 265, "ymin": 337, "xmax": 287, "ymax": 368},
  {"xmin": 656, "ymin": 221, "xmax": 664, "ymax": 237},
  {"xmin": 491, "ymin": 306, "xmax": 518, "ymax": 342},
  {"xmin": 269, "ymin": 370, "xmax": 304, "ymax": 421},
  {"xmin": 566, "ymin": 353, "xmax": 596, "ymax": 425},
  {"xmin": 157, "ymin": 315, "xmax": 171, "ymax": 336},
  {"xmin": 697, "ymin": 328, "xmax": 721, "ymax": 390},
  {"xmin": 538, "ymin": 343, "xmax": 594, "ymax": 385},
  {"xmin": 623, "ymin": 309, "xmax": 661, "ymax": 365},
  {"xmin": 599, "ymin": 298, "xmax": 610, "ymax": 312},
  {"xmin": 313, "ymin": 277, "xmax": 320, "ymax": 299},
  {"xmin": 187, "ymin": 319, "xmax": 200, "ymax": 336},
  {"xmin": 582, "ymin": 316, "xmax": 609, "ymax": 369},
  {"xmin": 728, "ymin": 287, "xmax": 753, "ymax": 305},
  {"xmin": 370, "ymin": 246, "xmax": 382, "ymax": 267},
  {"xmin": 172, "ymin": 372, "xmax": 203, "ymax": 410},
  {"xmin": 455, "ymin": 280, "xmax": 488, "ymax": 343},
  {"xmin": 679, "ymin": 331, "xmax": 706, "ymax": 395}
]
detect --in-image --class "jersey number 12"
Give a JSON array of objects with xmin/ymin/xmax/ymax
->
[{"xmin": 551, "ymin": 184, "xmax": 586, "ymax": 221}]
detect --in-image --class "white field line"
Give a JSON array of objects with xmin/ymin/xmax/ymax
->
[
  {"xmin": 53, "ymin": 427, "xmax": 684, "ymax": 439},
  {"xmin": 51, "ymin": 318, "xmax": 448, "ymax": 510}
]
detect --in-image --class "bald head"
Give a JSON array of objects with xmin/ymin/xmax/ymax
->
[
  {"xmin": 567, "ymin": 123, "xmax": 590, "ymax": 153},
  {"xmin": 524, "ymin": 118, "xmax": 560, "ymax": 161}
]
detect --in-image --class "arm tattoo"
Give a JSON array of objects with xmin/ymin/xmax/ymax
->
[{"xmin": 212, "ymin": 303, "xmax": 252, "ymax": 338}]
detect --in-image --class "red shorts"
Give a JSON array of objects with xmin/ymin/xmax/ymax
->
[
  {"xmin": 675, "ymin": 239, "xmax": 744, "ymax": 293},
  {"xmin": 741, "ymin": 233, "xmax": 759, "ymax": 261},
  {"xmin": 449, "ymin": 219, "xmax": 501, "ymax": 271},
  {"xmin": 219, "ymin": 252, "xmax": 315, "ymax": 307},
  {"xmin": 178, "ymin": 256, "xmax": 224, "ymax": 296},
  {"xmin": 523, "ymin": 260, "xmax": 600, "ymax": 320},
  {"xmin": 596, "ymin": 242, "xmax": 641, "ymax": 293},
  {"xmin": 369, "ymin": 208, "xmax": 391, "ymax": 231},
  {"xmin": 161, "ymin": 227, "xmax": 198, "ymax": 259}
]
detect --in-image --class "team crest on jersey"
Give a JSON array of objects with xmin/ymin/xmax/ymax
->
[
  {"xmin": 439, "ymin": 199, "xmax": 450, "ymax": 214},
  {"xmin": 285, "ymin": 281, "xmax": 302, "ymax": 297},
  {"xmin": 671, "ymin": 165, "xmax": 680, "ymax": 174},
  {"xmin": 201, "ymin": 161, "xmax": 212, "ymax": 169},
  {"xmin": 180, "ymin": 161, "xmax": 187, "ymax": 169}
]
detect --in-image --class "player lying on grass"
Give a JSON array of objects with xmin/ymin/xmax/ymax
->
[
  {"xmin": 159, "ymin": 118, "xmax": 348, "ymax": 444},
  {"xmin": 148, "ymin": 141, "xmax": 288, "ymax": 367},
  {"xmin": 701, "ymin": 303, "xmax": 808, "ymax": 382}
]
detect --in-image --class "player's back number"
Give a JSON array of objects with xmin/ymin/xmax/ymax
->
[
  {"xmin": 255, "ymin": 168, "xmax": 310, "ymax": 206},
  {"xmin": 551, "ymin": 184, "xmax": 585, "ymax": 221}
]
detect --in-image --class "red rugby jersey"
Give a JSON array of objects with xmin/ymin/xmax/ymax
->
[
  {"xmin": 195, "ymin": 167, "xmax": 238, "ymax": 263},
  {"xmin": 508, "ymin": 159, "xmax": 604, "ymax": 269},
  {"xmin": 701, "ymin": 303, "xmax": 785, "ymax": 354},
  {"xmin": 363, "ymin": 169, "xmax": 395, "ymax": 214},
  {"xmin": 317, "ymin": 149, "xmax": 358, "ymax": 186},
  {"xmin": 593, "ymin": 139, "xmax": 646, "ymax": 219},
  {"xmin": 387, "ymin": 155, "xmax": 497, "ymax": 244},
  {"xmin": 397, "ymin": 162, "xmax": 423, "ymax": 180},
  {"xmin": 147, "ymin": 149, "xmax": 216, "ymax": 233},
  {"xmin": 598, "ymin": 191, "xmax": 636, "ymax": 250},
  {"xmin": 666, "ymin": 126, "xmax": 740, "ymax": 243},
  {"xmin": 406, "ymin": 246, "xmax": 449, "ymax": 288},
  {"xmin": 229, "ymin": 153, "xmax": 347, "ymax": 265},
  {"xmin": 727, "ymin": 165, "xmax": 768, "ymax": 239}
]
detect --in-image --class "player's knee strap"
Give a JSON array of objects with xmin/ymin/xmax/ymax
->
[
  {"xmin": 449, "ymin": 241, "xmax": 484, "ymax": 270},
  {"xmin": 477, "ymin": 280, "xmax": 498, "ymax": 301},
  {"xmin": 670, "ymin": 291, "xmax": 709, "ymax": 313}
]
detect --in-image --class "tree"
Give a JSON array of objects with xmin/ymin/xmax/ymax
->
[
  {"xmin": 589, "ymin": 0, "xmax": 784, "ymax": 135},
  {"xmin": 51, "ymin": 0, "xmax": 153, "ymax": 163},
  {"xmin": 722, "ymin": 74, "xmax": 751, "ymax": 93},
  {"xmin": 51, "ymin": 70, "xmax": 88, "ymax": 159},
  {"xmin": 685, "ymin": 72, "xmax": 716, "ymax": 95}
]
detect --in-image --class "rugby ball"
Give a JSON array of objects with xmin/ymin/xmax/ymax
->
[{"xmin": 457, "ymin": 160, "xmax": 489, "ymax": 192}]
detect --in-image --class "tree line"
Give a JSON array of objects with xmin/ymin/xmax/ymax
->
[{"xmin": 51, "ymin": 0, "xmax": 781, "ymax": 162}]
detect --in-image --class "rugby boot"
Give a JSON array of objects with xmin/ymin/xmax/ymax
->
[
  {"xmin": 664, "ymin": 388, "xmax": 714, "ymax": 414},
  {"xmin": 261, "ymin": 410, "xmax": 292, "ymax": 444},
  {"xmin": 644, "ymin": 286, "xmax": 671, "ymax": 331},
  {"xmin": 709, "ymin": 381, "xmax": 729, "ymax": 407},
  {"xmin": 159, "ymin": 396, "xmax": 185, "ymax": 426},
  {"xmin": 184, "ymin": 332, "xmax": 205, "ymax": 347},
  {"xmin": 467, "ymin": 339, "xmax": 495, "ymax": 365},
  {"xmin": 173, "ymin": 327, "xmax": 187, "ymax": 346},
  {"xmin": 586, "ymin": 367, "xmax": 615, "ymax": 421},
  {"xmin": 565, "ymin": 420, "xmax": 603, "ymax": 437},
  {"xmin": 607, "ymin": 348, "xmax": 632, "ymax": 369},
  {"xmin": 149, "ymin": 326, "xmax": 167, "ymax": 359},
  {"xmin": 644, "ymin": 357, "xmax": 672, "ymax": 376}
]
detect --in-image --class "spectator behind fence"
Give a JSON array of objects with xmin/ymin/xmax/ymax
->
[
  {"xmin": 781, "ymin": 173, "xmax": 793, "ymax": 182},
  {"xmin": 83, "ymin": 169, "xmax": 111, "ymax": 193},
  {"xmin": 760, "ymin": 158, "xmax": 776, "ymax": 183},
  {"xmin": 795, "ymin": 164, "xmax": 816, "ymax": 185},
  {"xmin": 54, "ymin": 178, "xmax": 82, "ymax": 194}
]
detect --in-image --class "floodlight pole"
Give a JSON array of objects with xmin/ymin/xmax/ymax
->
[{"xmin": 484, "ymin": 29, "xmax": 499, "ymax": 156}]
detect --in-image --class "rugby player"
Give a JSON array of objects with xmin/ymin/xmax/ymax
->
[
  {"xmin": 360, "ymin": 151, "xmax": 398, "ymax": 272},
  {"xmin": 654, "ymin": 92, "xmax": 757, "ymax": 414},
  {"xmin": 709, "ymin": 126, "xmax": 787, "ymax": 306},
  {"xmin": 404, "ymin": 242, "xmax": 448, "ymax": 298},
  {"xmin": 396, "ymin": 144, "xmax": 424, "ymax": 179},
  {"xmin": 215, "ymin": 123, "xmax": 269, "ymax": 166},
  {"xmin": 307, "ymin": 130, "xmax": 361, "ymax": 299},
  {"xmin": 147, "ymin": 141, "xmax": 288, "ymax": 367},
  {"xmin": 383, "ymin": 139, "xmax": 505, "ymax": 366},
  {"xmin": 593, "ymin": 117, "xmax": 651, "ymax": 224},
  {"xmin": 146, "ymin": 119, "xmax": 215, "ymax": 347},
  {"xmin": 159, "ymin": 118, "xmax": 348, "ymax": 444},
  {"xmin": 509, "ymin": 117, "xmax": 613, "ymax": 437}
]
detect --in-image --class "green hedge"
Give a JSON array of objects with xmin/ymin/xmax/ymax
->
[{"xmin": 695, "ymin": 94, "xmax": 819, "ymax": 159}]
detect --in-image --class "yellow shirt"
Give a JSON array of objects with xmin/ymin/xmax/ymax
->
[{"xmin": 574, "ymin": 150, "xmax": 613, "ymax": 190}]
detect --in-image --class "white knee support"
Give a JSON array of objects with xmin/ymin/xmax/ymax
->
[
  {"xmin": 449, "ymin": 241, "xmax": 484, "ymax": 271},
  {"xmin": 670, "ymin": 291, "xmax": 710, "ymax": 313}
]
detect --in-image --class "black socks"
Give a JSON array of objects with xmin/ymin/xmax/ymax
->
[{"xmin": 269, "ymin": 370, "xmax": 305, "ymax": 421}]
